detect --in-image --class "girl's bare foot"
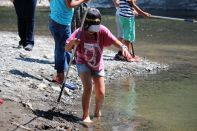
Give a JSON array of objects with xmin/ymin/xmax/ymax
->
[
  {"xmin": 82, "ymin": 116, "xmax": 92, "ymax": 123},
  {"xmin": 94, "ymin": 110, "xmax": 101, "ymax": 118}
]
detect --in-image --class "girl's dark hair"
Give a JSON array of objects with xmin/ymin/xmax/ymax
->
[{"xmin": 84, "ymin": 8, "xmax": 101, "ymax": 30}]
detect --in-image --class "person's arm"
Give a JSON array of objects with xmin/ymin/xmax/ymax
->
[
  {"xmin": 113, "ymin": 0, "xmax": 119, "ymax": 7},
  {"xmin": 66, "ymin": 0, "xmax": 89, "ymax": 8},
  {"xmin": 65, "ymin": 29, "xmax": 80, "ymax": 52},
  {"xmin": 133, "ymin": 9, "xmax": 139, "ymax": 16},
  {"xmin": 129, "ymin": 0, "xmax": 150, "ymax": 17},
  {"xmin": 65, "ymin": 38, "xmax": 80, "ymax": 52}
]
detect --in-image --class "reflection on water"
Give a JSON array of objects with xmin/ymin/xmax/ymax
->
[
  {"xmin": 81, "ymin": 78, "xmax": 138, "ymax": 131},
  {"xmin": 106, "ymin": 78, "xmax": 137, "ymax": 120}
]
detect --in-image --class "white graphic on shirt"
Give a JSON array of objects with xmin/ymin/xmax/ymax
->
[{"xmin": 84, "ymin": 42, "xmax": 102, "ymax": 68}]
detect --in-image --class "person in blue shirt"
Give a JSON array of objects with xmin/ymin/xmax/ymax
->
[{"xmin": 49, "ymin": 0, "xmax": 89, "ymax": 84}]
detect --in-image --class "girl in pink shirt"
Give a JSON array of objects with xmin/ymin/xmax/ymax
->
[{"xmin": 66, "ymin": 8, "xmax": 132, "ymax": 123}]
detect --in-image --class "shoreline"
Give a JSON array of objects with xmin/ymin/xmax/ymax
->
[{"xmin": 0, "ymin": 31, "xmax": 168, "ymax": 130}]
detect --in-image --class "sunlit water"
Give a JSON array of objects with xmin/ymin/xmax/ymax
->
[
  {"xmin": 0, "ymin": 7, "xmax": 197, "ymax": 131},
  {"xmin": 81, "ymin": 10, "xmax": 197, "ymax": 131},
  {"xmin": 97, "ymin": 18, "xmax": 197, "ymax": 131}
]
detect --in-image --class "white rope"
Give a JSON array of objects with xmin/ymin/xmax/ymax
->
[{"xmin": 151, "ymin": 15, "xmax": 197, "ymax": 23}]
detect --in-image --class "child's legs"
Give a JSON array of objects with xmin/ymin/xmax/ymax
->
[
  {"xmin": 77, "ymin": 64, "xmax": 93, "ymax": 121},
  {"xmin": 80, "ymin": 72, "xmax": 93, "ymax": 120},
  {"xmin": 93, "ymin": 76, "xmax": 105, "ymax": 117},
  {"xmin": 119, "ymin": 16, "xmax": 135, "ymax": 52}
]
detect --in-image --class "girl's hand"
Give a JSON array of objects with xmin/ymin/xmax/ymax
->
[
  {"xmin": 121, "ymin": 45, "xmax": 133, "ymax": 61},
  {"xmin": 71, "ymin": 38, "xmax": 80, "ymax": 46},
  {"xmin": 143, "ymin": 12, "xmax": 151, "ymax": 18},
  {"xmin": 134, "ymin": 9, "xmax": 139, "ymax": 16},
  {"xmin": 65, "ymin": 38, "xmax": 80, "ymax": 52}
]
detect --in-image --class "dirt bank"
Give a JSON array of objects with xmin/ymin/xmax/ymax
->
[{"xmin": 0, "ymin": 31, "xmax": 168, "ymax": 130}]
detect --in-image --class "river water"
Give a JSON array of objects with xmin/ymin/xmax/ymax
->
[
  {"xmin": 100, "ymin": 12, "xmax": 197, "ymax": 131},
  {"xmin": 84, "ymin": 9, "xmax": 197, "ymax": 131},
  {"xmin": 0, "ymin": 7, "xmax": 197, "ymax": 131}
]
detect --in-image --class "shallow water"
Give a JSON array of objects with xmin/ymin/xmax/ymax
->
[
  {"xmin": 100, "ymin": 55, "xmax": 197, "ymax": 131},
  {"xmin": 98, "ymin": 16, "xmax": 197, "ymax": 131},
  {"xmin": 0, "ymin": 7, "xmax": 197, "ymax": 131},
  {"xmin": 83, "ymin": 10, "xmax": 197, "ymax": 131}
]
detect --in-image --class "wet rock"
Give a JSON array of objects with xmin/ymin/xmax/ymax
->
[
  {"xmin": 20, "ymin": 101, "xmax": 33, "ymax": 110},
  {"xmin": 3, "ymin": 82, "xmax": 12, "ymax": 87},
  {"xmin": 38, "ymin": 83, "xmax": 48, "ymax": 90},
  {"xmin": 29, "ymin": 83, "xmax": 38, "ymax": 89},
  {"xmin": 19, "ymin": 53, "xmax": 28, "ymax": 59},
  {"xmin": 35, "ymin": 124, "xmax": 54, "ymax": 130},
  {"xmin": 43, "ymin": 54, "xmax": 52, "ymax": 59},
  {"xmin": 64, "ymin": 88, "xmax": 72, "ymax": 96},
  {"xmin": 56, "ymin": 124, "xmax": 71, "ymax": 130}
]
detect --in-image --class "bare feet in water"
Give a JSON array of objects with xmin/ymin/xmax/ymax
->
[
  {"xmin": 82, "ymin": 111, "xmax": 101, "ymax": 123},
  {"xmin": 82, "ymin": 116, "xmax": 92, "ymax": 123}
]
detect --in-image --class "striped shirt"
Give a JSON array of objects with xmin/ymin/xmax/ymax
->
[{"xmin": 119, "ymin": 0, "xmax": 134, "ymax": 18}]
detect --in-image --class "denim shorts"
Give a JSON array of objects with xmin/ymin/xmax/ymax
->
[{"xmin": 76, "ymin": 64, "xmax": 105, "ymax": 77}]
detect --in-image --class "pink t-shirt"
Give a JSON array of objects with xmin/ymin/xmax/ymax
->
[{"xmin": 66, "ymin": 25, "xmax": 117, "ymax": 71}]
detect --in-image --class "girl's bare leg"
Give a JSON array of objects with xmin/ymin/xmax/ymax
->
[
  {"xmin": 80, "ymin": 72, "xmax": 93, "ymax": 123},
  {"xmin": 93, "ymin": 76, "xmax": 105, "ymax": 117}
]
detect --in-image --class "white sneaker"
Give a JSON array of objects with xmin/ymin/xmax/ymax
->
[{"xmin": 24, "ymin": 44, "xmax": 34, "ymax": 51}]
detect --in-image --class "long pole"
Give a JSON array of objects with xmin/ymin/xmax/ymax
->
[
  {"xmin": 131, "ymin": 42, "xmax": 135, "ymax": 57},
  {"xmin": 57, "ymin": 6, "xmax": 90, "ymax": 102},
  {"xmin": 151, "ymin": 15, "xmax": 197, "ymax": 23}
]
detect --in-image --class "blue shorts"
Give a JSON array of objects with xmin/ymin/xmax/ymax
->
[{"xmin": 76, "ymin": 64, "xmax": 105, "ymax": 77}]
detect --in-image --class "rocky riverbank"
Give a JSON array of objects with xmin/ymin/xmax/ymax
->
[{"xmin": 0, "ymin": 31, "xmax": 168, "ymax": 130}]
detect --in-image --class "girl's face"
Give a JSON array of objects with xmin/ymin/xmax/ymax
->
[
  {"xmin": 87, "ymin": 31, "xmax": 95, "ymax": 35},
  {"xmin": 85, "ymin": 31, "xmax": 97, "ymax": 40}
]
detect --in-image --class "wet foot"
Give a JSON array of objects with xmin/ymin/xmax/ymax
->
[{"xmin": 82, "ymin": 116, "xmax": 92, "ymax": 123}]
